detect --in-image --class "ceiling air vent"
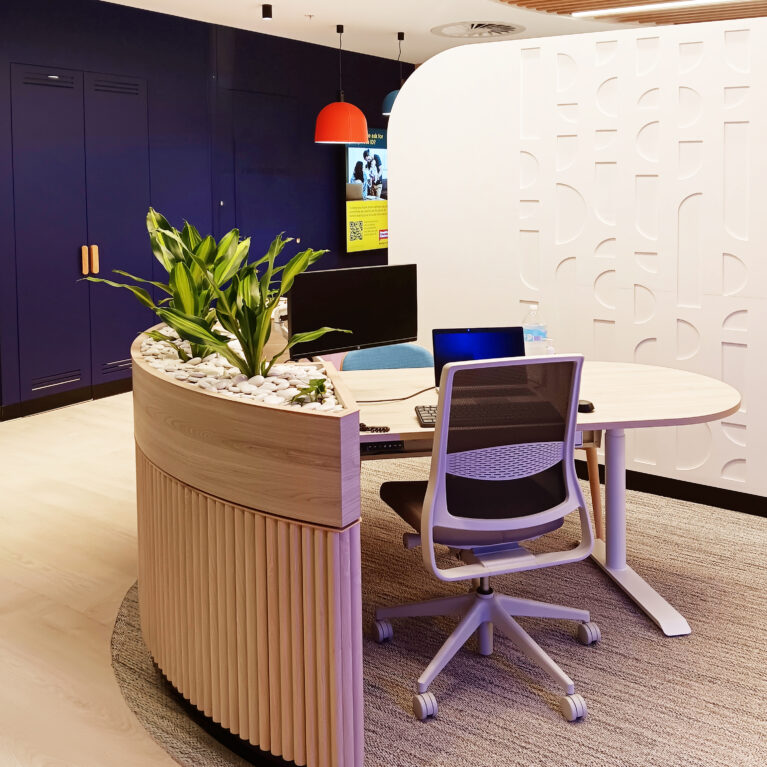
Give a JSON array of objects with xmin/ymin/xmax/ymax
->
[{"xmin": 430, "ymin": 21, "xmax": 524, "ymax": 39}]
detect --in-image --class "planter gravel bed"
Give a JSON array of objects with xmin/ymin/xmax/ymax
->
[{"xmin": 139, "ymin": 325, "xmax": 343, "ymax": 411}]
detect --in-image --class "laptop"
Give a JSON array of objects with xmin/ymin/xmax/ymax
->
[
  {"xmin": 346, "ymin": 182, "xmax": 364, "ymax": 201},
  {"xmin": 431, "ymin": 326, "xmax": 525, "ymax": 388},
  {"xmin": 414, "ymin": 326, "xmax": 527, "ymax": 427}
]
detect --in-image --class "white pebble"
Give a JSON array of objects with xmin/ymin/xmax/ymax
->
[
  {"xmin": 278, "ymin": 387, "xmax": 300, "ymax": 400},
  {"xmin": 272, "ymin": 379, "xmax": 289, "ymax": 390},
  {"xmin": 248, "ymin": 375, "xmax": 265, "ymax": 386},
  {"xmin": 186, "ymin": 357, "xmax": 201, "ymax": 366},
  {"xmin": 174, "ymin": 372, "xmax": 189, "ymax": 381},
  {"xmin": 238, "ymin": 383, "xmax": 257, "ymax": 394},
  {"xmin": 264, "ymin": 395, "xmax": 283, "ymax": 405}
]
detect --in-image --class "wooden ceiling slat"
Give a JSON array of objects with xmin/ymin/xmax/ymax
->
[
  {"xmin": 506, "ymin": 0, "xmax": 765, "ymax": 8},
  {"xmin": 498, "ymin": 0, "xmax": 767, "ymax": 24},
  {"xmin": 614, "ymin": 7, "xmax": 767, "ymax": 20},
  {"xmin": 511, "ymin": 0, "xmax": 678, "ymax": 9}
]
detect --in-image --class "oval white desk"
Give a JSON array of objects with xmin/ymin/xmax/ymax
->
[{"xmin": 343, "ymin": 361, "xmax": 742, "ymax": 637}]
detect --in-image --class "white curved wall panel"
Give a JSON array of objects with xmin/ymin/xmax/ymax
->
[{"xmin": 388, "ymin": 20, "xmax": 767, "ymax": 496}]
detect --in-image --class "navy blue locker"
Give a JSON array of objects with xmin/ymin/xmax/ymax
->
[
  {"xmin": 84, "ymin": 72, "xmax": 152, "ymax": 385},
  {"xmin": 11, "ymin": 64, "xmax": 91, "ymax": 401}
]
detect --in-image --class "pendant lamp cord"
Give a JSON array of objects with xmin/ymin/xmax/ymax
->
[
  {"xmin": 398, "ymin": 38, "xmax": 402, "ymax": 82},
  {"xmin": 338, "ymin": 27, "xmax": 343, "ymax": 95}
]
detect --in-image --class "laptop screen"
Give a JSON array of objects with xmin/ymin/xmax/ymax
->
[{"xmin": 431, "ymin": 327, "xmax": 525, "ymax": 387}]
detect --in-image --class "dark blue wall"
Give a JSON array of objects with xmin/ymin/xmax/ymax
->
[
  {"xmin": 0, "ymin": 0, "xmax": 410, "ymax": 409},
  {"xmin": 213, "ymin": 26, "xmax": 407, "ymax": 270}
]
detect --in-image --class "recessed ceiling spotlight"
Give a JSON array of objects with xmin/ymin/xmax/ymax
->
[
  {"xmin": 431, "ymin": 21, "xmax": 524, "ymax": 39},
  {"xmin": 262, "ymin": 4, "xmax": 273, "ymax": 21}
]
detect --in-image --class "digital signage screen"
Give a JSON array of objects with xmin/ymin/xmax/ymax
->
[{"xmin": 345, "ymin": 129, "xmax": 387, "ymax": 253}]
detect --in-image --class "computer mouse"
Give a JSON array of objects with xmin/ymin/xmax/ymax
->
[{"xmin": 578, "ymin": 399, "xmax": 595, "ymax": 413}]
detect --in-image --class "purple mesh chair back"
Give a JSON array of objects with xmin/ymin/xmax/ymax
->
[{"xmin": 421, "ymin": 355, "xmax": 593, "ymax": 581}]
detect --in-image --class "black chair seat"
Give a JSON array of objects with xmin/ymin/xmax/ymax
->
[{"xmin": 380, "ymin": 480, "xmax": 563, "ymax": 547}]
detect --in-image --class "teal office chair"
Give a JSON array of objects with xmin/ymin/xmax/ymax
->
[
  {"xmin": 373, "ymin": 355, "xmax": 600, "ymax": 721},
  {"xmin": 342, "ymin": 342, "xmax": 433, "ymax": 371}
]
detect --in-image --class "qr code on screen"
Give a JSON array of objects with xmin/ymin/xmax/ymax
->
[{"xmin": 349, "ymin": 220, "xmax": 363, "ymax": 241}]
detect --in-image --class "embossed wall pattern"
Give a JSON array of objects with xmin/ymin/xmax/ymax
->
[{"xmin": 389, "ymin": 20, "xmax": 767, "ymax": 496}]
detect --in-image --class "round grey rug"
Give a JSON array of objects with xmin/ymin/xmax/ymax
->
[{"xmin": 112, "ymin": 458, "xmax": 767, "ymax": 767}]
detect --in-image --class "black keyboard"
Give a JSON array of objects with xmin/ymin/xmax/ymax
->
[
  {"xmin": 416, "ymin": 400, "xmax": 561, "ymax": 428},
  {"xmin": 415, "ymin": 405, "xmax": 438, "ymax": 427}
]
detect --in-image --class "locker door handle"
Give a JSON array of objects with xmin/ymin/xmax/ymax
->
[
  {"xmin": 81, "ymin": 245, "xmax": 89, "ymax": 276},
  {"xmin": 89, "ymin": 244, "xmax": 99, "ymax": 275}
]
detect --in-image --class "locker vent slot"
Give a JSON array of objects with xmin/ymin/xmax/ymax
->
[
  {"xmin": 93, "ymin": 79, "xmax": 141, "ymax": 96},
  {"xmin": 31, "ymin": 369, "xmax": 81, "ymax": 391},
  {"xmin": 22, "ymin": 73, "xmax": 75, "ymax": 89},
  {"xmin": 102, "ymin": 358, "xmax": 132, "ymax": 376}
]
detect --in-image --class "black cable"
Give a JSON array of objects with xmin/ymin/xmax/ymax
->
[
  {"xmin": 357, "ymin": 386, "xmax": 435, "ymax": 404},
  {"xmin": 338, "ymin": 26, "xmax": 343, "ymax": 93}
]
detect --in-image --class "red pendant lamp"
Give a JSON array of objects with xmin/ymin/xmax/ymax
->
[{"xmin": 315, "ymin": 25, "xmax": 368, "ymax": 144}]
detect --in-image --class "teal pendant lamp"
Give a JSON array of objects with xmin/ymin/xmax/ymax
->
[
  {"xmin": 382, "ymin": 32, "xmax": 405, "ymax": 117},
  {"xmin": 381, "ymin": 88, "xmax": 398, "ymax": 117}
]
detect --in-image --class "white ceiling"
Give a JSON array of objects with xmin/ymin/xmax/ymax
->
[{"xmin": 102, "ymin": 0, "xmax": 628, "ymax": 64}]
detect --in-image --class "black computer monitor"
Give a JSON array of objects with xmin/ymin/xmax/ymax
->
[
  {"xmin": 431, "ymin": 327, "xmax": 525, "ymax": 387},
  {"xmin": 288, "ymin": 264, "xmax": 418, "ymax": 359}
]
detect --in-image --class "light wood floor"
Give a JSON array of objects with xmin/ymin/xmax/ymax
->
[{"xmin": 0, "ymin": 394, "xmax": 175, "ymax": 766}]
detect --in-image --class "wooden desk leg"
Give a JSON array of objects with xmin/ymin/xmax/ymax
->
[
  {"xmin": 585, "ymin": 447, "xmax": 604, "ymax": 540},
  {"xmin": 589, "ymin": 428, "xmax": 692, "ymax": 637}
]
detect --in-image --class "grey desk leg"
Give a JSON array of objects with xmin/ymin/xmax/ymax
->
[{"xmin": 589, "ymin": 428, "xmax": 691, "ymax": 637}]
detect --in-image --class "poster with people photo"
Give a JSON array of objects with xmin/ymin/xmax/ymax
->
[{"xmin": 345, "ymin": 129, "xmax": 388, "ymax": 253}]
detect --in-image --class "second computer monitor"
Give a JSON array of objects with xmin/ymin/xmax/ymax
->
[
  {"xmin": 288, "ymin": 264, "xmax": 418, "ymax": 359},
  {"xmin": 431, "ymin": 327, "xmax": 525, "ymax": 387}
]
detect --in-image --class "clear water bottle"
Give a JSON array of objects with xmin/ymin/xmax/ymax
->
[{"xmin": 522, "ymin": 303, "xmax": 548, "ymax": 355}]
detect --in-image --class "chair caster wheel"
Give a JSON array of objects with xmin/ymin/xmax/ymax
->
[
  {"xmin": 373, "ymin": 619, "xmax": 393, "ymax": 643},
  {"xmin": 559, "ymin": 693, "xmax": 587, "ymax": 721},
  {"xmin": 577, "ymin": 621, "xmax": 601, "ymax": 645},
  {"xmin": 413, "ymin": 691, "xmax": 438, "ymax": 720}
]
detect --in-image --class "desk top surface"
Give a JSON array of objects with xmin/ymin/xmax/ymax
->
[{"xmin": 340, "ymin": 360, "xmax": 741, "ymax": 439}]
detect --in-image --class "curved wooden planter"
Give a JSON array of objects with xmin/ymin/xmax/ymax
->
[{"xmin": 132, "ymin": 333, "xmax": 364, "ymax": 767}]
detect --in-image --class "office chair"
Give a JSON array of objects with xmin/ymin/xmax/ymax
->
[
  {"xmin": 342, "ymin": 342, "xmax": 433, "ymax": 370},
  {"xmin": 341, "ymin": 339, "xmax": 605, "ymax": 539},
  {"xmin": 373, "ymin": 355, "xmax": 599, "ymax": 721}
]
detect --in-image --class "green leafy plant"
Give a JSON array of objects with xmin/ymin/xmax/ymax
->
[
  {"xmin": 155, "ymin": 233, "xmax": 350, "ymax": 377},
  {"xmin": 86, "ymin": 209, "xmax": 349, "ymax": 378},
  {"xmin": 86, "ymin": 208, "xmax": 252, "ymax": 359},
  {"xmin": 290, "ymin": 378, "xmax": 328, "ymax": 405}
]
